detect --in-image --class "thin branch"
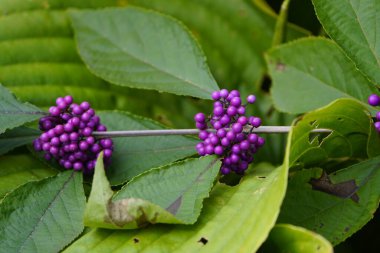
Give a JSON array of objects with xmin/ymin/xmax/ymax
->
[
  {"xmin": 272, "ymin": 0, "xmax": 291, "ymax": 47},
  {"xmin": 92, "ymin": 126, "xmax": 331, "ymax": 138}
]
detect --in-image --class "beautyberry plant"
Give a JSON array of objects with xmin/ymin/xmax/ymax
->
[
  {"xmin": 195, "ymin": 89, "xmax": 265, "ymax": 175},
  {"xmin": 33, "ymin": 95, "xmax": 113, "ymax": 174}
]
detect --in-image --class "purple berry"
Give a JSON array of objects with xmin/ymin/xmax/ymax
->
[
  {"xmin": 49, "ymin": 106, "xmax": 60, "ymax": 116},
  {"xmin": 73, "ymin": 162, "xmax": 83, "ymax": 171},
  {"xmin": 104, "ymin": 149, "xmax": 113, "ymax": 158},
  {"xmin": 237, "ymin": 116, "xmax": 248, "ymax": 125},
  {"xmin": 226, "ymin": 106, "xmax": 237, "ymax": 117},
  {"xmin": 97, "ymin": 125, "xmax": 107, "ymax": 131},
  {"xmin": 205, "ymin": 145, "xmax": 214, "ymax": 155},
  {"xmin": 54, "ymin": 125, "xmax": 64, "ymax": 135},
  {"xmin": 230, "ymin": 97, "xmax": 241, "ymax": 107},
  {"xmin": 64, "ymin": 161, "xmax": 72, "ymax": 169},
  {"xmin": 82, "ymin": 127, "xmax": 93, "ymax": 137},
  {"xmin": 249, "ymin": 117, "xmax": 262, "ymax": 128},
  {"xmin": 50, "ymin": 137, "xmax": 60, "ymax": 146},
  {"xmin": 232, "ymin": 123, "xmax": 243, "ymax": 133},
  {"xmin": 211, "ymin": 91, "xmax": 221, "ymax": 100},
  {"xmin": 240, "ymin": 140, "xmax": 250, "ymax": 150},
  {"xmin": 220, "ymin": 89, "xmax": 229, "ymax": 98},
  {"xmin": 237, "ymin": 106, "xmax": 245, "ymax": 115},
  {"xmin": 59, "ymin": 133, "xmax": 69, "ymax": 143},
  {"xmin": 213, "ymin": 106, "xmax": 224, "ymax": 117},
  {"xmin": 196, "ymin": 122, "xmax": 207, "ymax": 130},
  {"xmin": 248, "ymin": 134, "xmax": 258, "ymax": 143},
  {"xmin": 221, "ymin": 166, "xmax": 230, "ymax": 175},
  {"xmin": 64, "ymin": 123, "xmax": 74, "ymax": 133},
  {"xmin": 80, "ymin": 101, "xmax": 90, "ymax": 111},
  {"xmin": 217, "ymin": 128, "xmax": 227, "ymax": 138},
  {"xmin": 194, "ymin": 112, "xmax": 206, "ymax": 123},
  {"xmin": 247, "ymin": 95, "xmax": 256, "ymax": 104},
  {"xmin": 79, "ymin": 141, "xmax": 89, "ymax": 151},
  {"xmin": 86, "ymin": 136, "xmax": 95, "ymax": 145},
  {"xmin": 221, "ymin": 137, "xmax": 230, "ymax": 146},
  {"xmin": 199, "ymin": 130, "xmax": 209, "ymax": 140},
  {"xmin": 100, "ymin": 139, "xmax": 113, "ymax": 149},
  {"xmin": 64, "ymin": 95, "xmax": 73, "ymax": 104},
  {"xmin": 368, "ymin": 94, "xmax": 380, "ymax": 106},
  {"xmin": 214, "ymin": 146, "xmax": 224, "ymax": 155}
]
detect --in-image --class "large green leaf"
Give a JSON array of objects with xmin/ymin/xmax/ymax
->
[
  {"xmin": 85, "ymin": 155, "xmax": 220, "ymax": 229},
  {"xmin": 287, "ymin": 98, "xmax": 380, "ymax": 170},
  {"xmin": 127, "ymin": 0, "xmax": 309, "ymax": 88},
  {"xmin": 0, "ymin": 171, "xmax": 85, "ymax": 253},
  {"xmin": 98, "ymin": 111, "xmax": 198, "ymax": 185},
  {"xmin": 64, "ymin": 162, "xmax": 288, "ymax": 253},
  {"xmin": 70, "ymin": 7, "xmax": 219, "ymax": 99},
  {"xmin": 0, "ymin": 84, "xmax": 43, "ymax": 134},
  {"xmin": 266, "ymin": 38, "xmax": 377, "ymax": 114},
  {"xmin": 279, "ymin": 98, "xmax": 380, "ymax": 245},
  {"xmin": 0, "ymin": 155, "xmax": 57, "ymax": 199},
  {"xmin": 0, "ymin": 127, "xmax": 40, "ymax": 156},
  {"xmin": 312, "ymin": 0, "xmax": 380, "ymax": 84},
  {"xmin": 278, "ymin": 160, "xmax": 380, "ymax": 245},
  {"xmin": 259, "ymin": 224, "xmax": 333, "ymax": 253}
]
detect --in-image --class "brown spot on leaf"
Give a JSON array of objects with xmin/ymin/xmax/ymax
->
[
  {"xmin": 276, "ymin": 62, "xmax": 286, "ymax": 71},
  {"xmin": 258, "ymin": 176, "xmax": 266, "ymax": 179},
  {"xmin": 133, "ymin": 238, "xmax": 139, "ymax": 243},
  {"xmin": 309, "ymin": 171, "xmax": 359, "ymax": 203},
  {"xmin": 344, "ymin": 226, "xmax": 350, "ymax": 232},
  {"xmin": 198, "ymin": 237, "xmax": 208, "ymax": 245}
]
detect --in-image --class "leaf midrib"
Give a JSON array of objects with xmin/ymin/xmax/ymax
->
[{"xmin": 18, "ymin": 172, "xmax": 75, "ymax": 252}]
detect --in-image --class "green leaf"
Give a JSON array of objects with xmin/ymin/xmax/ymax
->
[
  {"xmin": 0, "ymin": 84, "xmax": 43, "ymax": 134},
  {"xmin": 70, "ymin": 7, "xmax": 219, "ymax": 99},
  {"xmin": 98, "ymin": 111, "xmax": 198, "ymax": 185},
  {"xmin": 0, "ymin": 155, "xmax": 57, "ymax": 199},
  {"xmin": 0, "ymin": 171, "xmax": 86, "ymax": 253},
  {"xmin": 266, "ymin": 38, "xmax": 377, "ymax": 114},
  {"xmin": 85, "ymin": 155, "xmax": 220, "ymax": 229},
  {"xmin": 65, "ymin": 162, "xmax": 288, "ymax": 253},
  {"xmin": 126, "ymin": 0, "xmax": 309, "ymax": 88},
  {"xmin": 0, "ymin": 127, "xmax": 40, "ymax": 155},
  {"xmin": 312, "ymin": 0, "xmax": 380, "ymax": 84},
  {"xmin": 259, "ymin": 224, "xmax": 333, "ymax": 253},
  {"xmin": 287, "ymin": 98, "xmax": 380, "ymax": 169},
  {"xmin": 278, "ymin": 158, "xmax": 380, "ymax": 245},
  {"xmin": 0, "ymin": 0, "xmax": 125, "ymax": 14}
]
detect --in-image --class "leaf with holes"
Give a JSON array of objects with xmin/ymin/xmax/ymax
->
[
  {"xmin": 266, "ymin": 38, "xmax": 377, "ymax": 114},
  {"xmin": 0, "ymin": 84, "xmax": 43, "ymax": 134},
  {"xmin": 85, "ymin": 154, "xmax": 220, "ymax": 229},
  {"xmin": 0, "ymin": 154, "xmax": 57, "ymax": 199},
  {"xmin": 260, "ymin": 224, "xmax": 333, "ymax": 253},
  {"xmin": 65, "ymin": 162, "xmax": 288, "ymax": 252},
  {"xmin": 287, "ymin": 98, "xmax": 380, "ymax": 170},
  {"xmin": 98, "ymin": 111, "xmax": 198, "ymax": 185},
  {"xmin": 0, "ymin": 171, "xmax": 85, "ymax": 253},
  {"xmin": 312, "ymin": 0, "xmax": 380, "ymax": 84},
  {"xmin": 278, "ymin": 158, "xmax": 380, "ymax": 246}
]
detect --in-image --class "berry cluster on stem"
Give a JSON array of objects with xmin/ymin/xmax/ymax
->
[
  {"xmin": 33, "ymin": 95, "xmax": 113, "ymax": 174},
  {"xmin": 194, "ymin": 89, "xmax": 265, "ymax": 175},
  {"xmin": 368, "ymin": 94, "xmax": 380, "ymax": 132}
]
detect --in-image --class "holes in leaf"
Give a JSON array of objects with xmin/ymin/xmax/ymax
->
[
  {"xmin": 308, "ymin": 132, "xmax": 331, "ymax": 144},
  {"xmin": 260, "ymin": 75, "xmax": 271, "ymax": 93},
  {"xmin": 198, "ymin": 237, "xmax": 208, "ymax": 245}
]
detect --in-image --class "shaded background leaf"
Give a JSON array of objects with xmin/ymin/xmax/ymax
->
[
  {"xmin": 266, "ymin": 38, "xmax": 377, "ymax": 114},
  {"xmin": 0, "ymin": 127, "xmax": 40, "ymax": 156}
]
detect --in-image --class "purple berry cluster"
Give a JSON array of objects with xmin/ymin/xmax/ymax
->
[
  {"xmin": 33, "ymin": 95, "xmax": 113, "ymax": 173},
  {"xmin": 368, "ymin": 94, "xmax": 380, "ymax": 132},
  {"xmin": 194, "ymin": 89, "xmax": 265, "ymax": 175}
]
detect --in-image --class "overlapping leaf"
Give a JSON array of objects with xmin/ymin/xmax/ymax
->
[
  {"xmin": 85, "ymin": 155, "xmax": 220, "ymax": 229},
  {"xmin": 65, "ymin": 162, "xmax": 288, "ymax": 253},
  {"xmin": 98, "ymin": 111, "xmax": 198, "ymax": 185},
  {"xmin": 266, "ymin": 38, "xmax": 377, "ymax": 114},
  {"xmin": 0, "ymin": 171, "xmax": 85, "ymax": 253},
  {"xmin": 259, "ymin": 224, "xmax": 333, "ymax": 253},
  {"xmin": 313, "ymin": 0, "xmax": 380, "ymax": 84}
]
